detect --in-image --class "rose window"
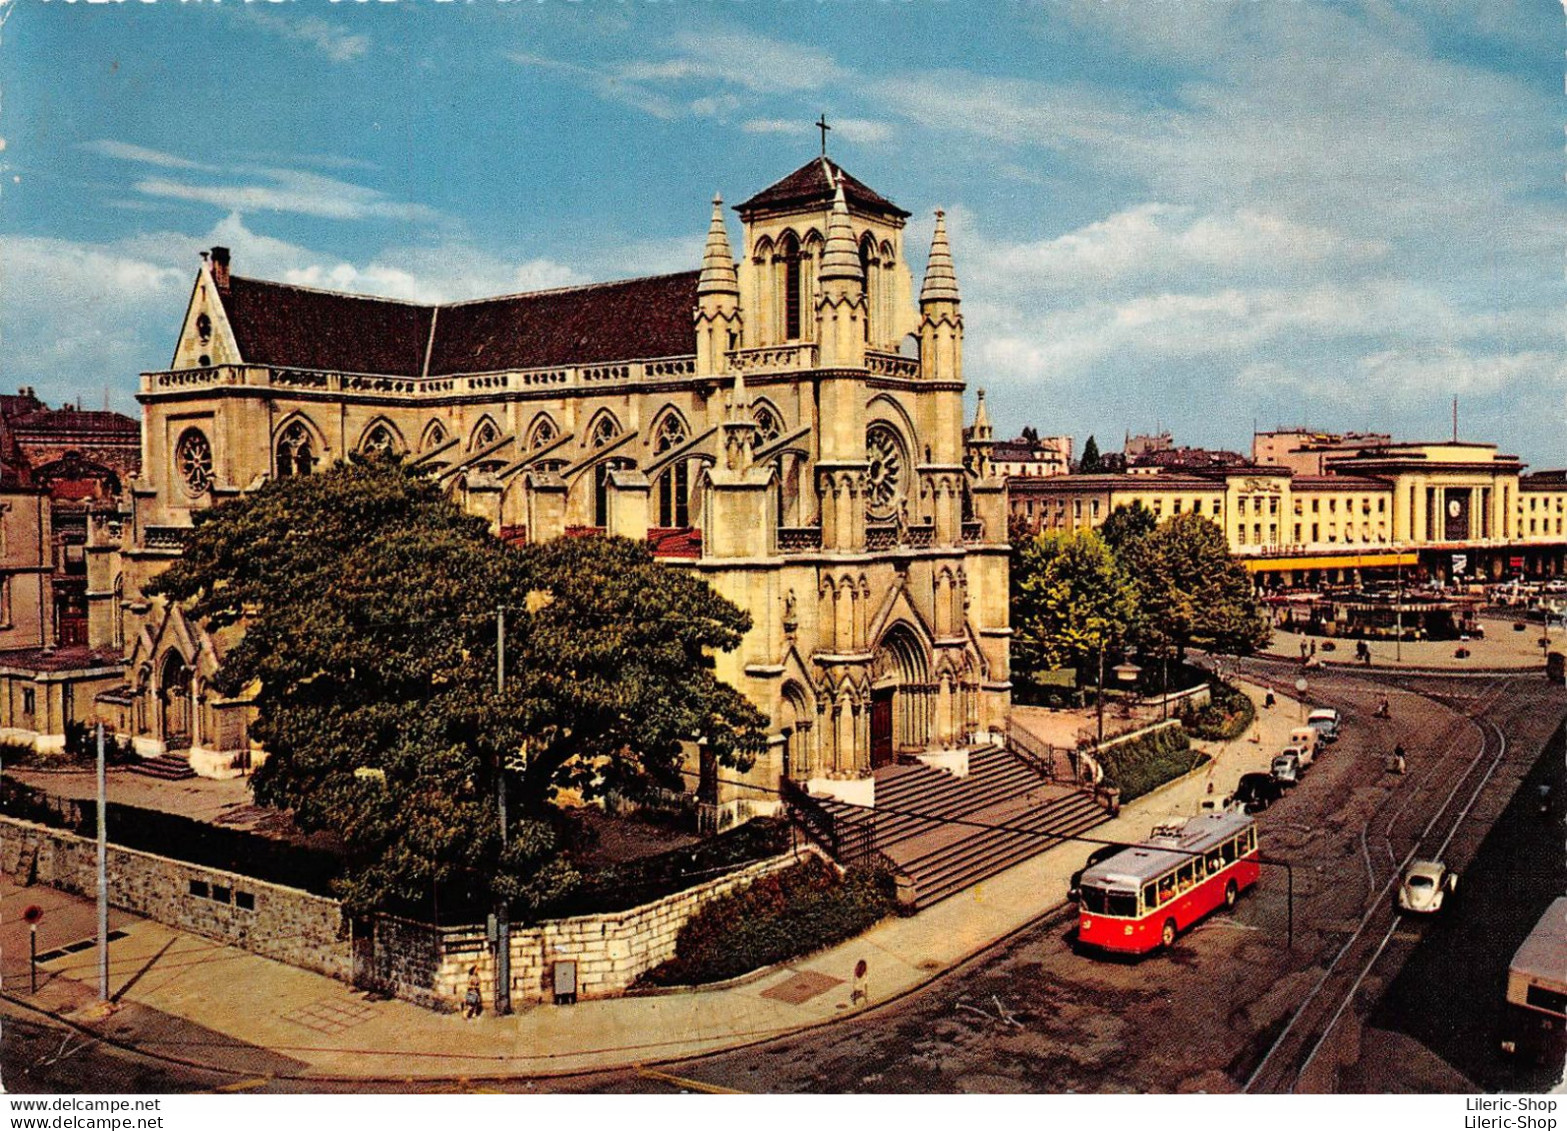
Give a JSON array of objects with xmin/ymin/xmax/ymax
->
[
  {"xmin": 865, "ymin": 424, "xmax": 905, "ymax": 520},
  {"xmin": 176, "ymin": 429, "xmax": 213, "ymax": 498}
]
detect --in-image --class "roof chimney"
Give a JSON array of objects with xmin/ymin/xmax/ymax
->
[{"xmin": 209, "ymin": 246, "xmax": 231, "ymax": 293}]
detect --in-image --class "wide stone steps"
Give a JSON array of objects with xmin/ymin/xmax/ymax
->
[
  {"xmin": 814, "ymin": 746, "xmax": 1047, "ymax": 846},
  {"xmin": 802, "ymin": 744, "xmax": 1109, "ymax": 909},
  {"xmin": 896, "ymin": 792, "xmax": 1108, "ymax": 910},
  {"xmin": 128, "ymin": 754, "xmax": 196, "ymax": 781}
]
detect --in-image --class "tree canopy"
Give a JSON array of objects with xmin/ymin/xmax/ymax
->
[
  {"xmin": 1099, "ymin": 502, "xmax": 1157, "ymax": 555},
  {"xmin": 1122, "ymin": 513, "xmax": 1271, "ymax": 659},
  {"xmin": 1010, "ymin": 511, "xmax": 1270, "ymax": 691},
  {"xmin": 1078, "ymin": 435, "xmax": 1103, "ymax": 473},
  {"xmin": 1011, "ymin": 528, "xmax": 1135, "ymax": 679},
  {"xmin": 148, "ymin": 456, "xmax": 768, "ymax": 916}
]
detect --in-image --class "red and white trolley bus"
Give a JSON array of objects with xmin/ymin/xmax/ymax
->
[{"xmin": 1078, "ymin": 810, "xmax": 1261, "ymax": 954}]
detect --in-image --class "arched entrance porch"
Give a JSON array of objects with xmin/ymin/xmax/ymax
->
[
  {"xmin": 158, "ymin": 651, "xmax": 194, "ymax": 752},
  {"xmin": 870, "ymin": 624, "xmax": 931, "ymax": 770}
]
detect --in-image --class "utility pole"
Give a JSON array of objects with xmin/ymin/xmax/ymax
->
[
  {"xmin": 96, "ymin": 722, "xmax": 108, "ymax": 1002},
  {"xmin": 494, "ymin": 608, "xmax": 512, "ymax": 1016},
  {"xmin": 1096, "ymin": 638, "xmax": 1106, "ymax": 748}
]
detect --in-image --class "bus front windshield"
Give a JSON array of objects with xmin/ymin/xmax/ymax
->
[{"xmin": 1080, "ymin": 884, "xmax": 1139, "ymax": 918}]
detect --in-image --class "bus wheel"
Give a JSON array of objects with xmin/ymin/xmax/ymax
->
[
  {"xmin": 1224, "ymin": 880, "xmax": 1238, "ymax": 908},
  {"xmin": 1161, "ymin": 919, "xmax": 1178, "ymax": 949}
]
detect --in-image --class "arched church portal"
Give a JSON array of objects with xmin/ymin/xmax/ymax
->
[
  {"xmin": 158, "ymin": 651, "xmax": 194, "ymax": 751},
  {"xmin": 870, "ymin": 624, "xmax": 930, "ymax": 769}
]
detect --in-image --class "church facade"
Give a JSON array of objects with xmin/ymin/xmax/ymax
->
[{"xmin": 87, "ymin": 158, "xmax": 1012, "ymax": 807}]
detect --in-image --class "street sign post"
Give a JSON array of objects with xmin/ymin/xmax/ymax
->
[{"xmin": 23, "ymin": 904, "xmax": 43, "ymax": 993}]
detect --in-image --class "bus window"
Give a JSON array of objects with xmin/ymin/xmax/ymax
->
[
  {"xmin": 1526, "ymin": 983, "xmax": 1567, "ymax": 1016},
  {"xmin": 1221, "ymin": 839, "xmax": 1237, "ymax": 865},
  {"xmin": 1143, "ymin": 883, "xmax": 1156, "ymax": 909},
  {"xmin": 1207, "ymin": 850, "xmax": 1222, "ymax": 872},
  {"xmin": 1177, "ymin": 862, "xmax": 1195, "ymax": 891},
  {"xmin": 1107, "ymin": 891, "xmax": 1138, "ymax": 918},
  {"xmin": 1158, "ymin": 875, "xmax": 1176, "ymax": 903}
]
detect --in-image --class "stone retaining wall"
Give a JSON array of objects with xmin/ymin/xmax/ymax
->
[
  {"xmin": 367, "ymin": 847, "xmax": 821, "ymax": 1011},
  {"xmin": 2, "ymin": 814, "xmax": 819, "ymax": 1012},
  {"xmin": 0, "ymin": 816, "xmax": 352, "ymax": 980}
]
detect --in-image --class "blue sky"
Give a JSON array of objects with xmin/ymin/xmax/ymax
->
[{"xmin": 2, "ymin": 0, "xmax": 1562, "ymax": 467}]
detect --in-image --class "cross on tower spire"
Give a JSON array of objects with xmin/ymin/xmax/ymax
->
[{"xmin": 816, "ymin": 113, "xmax": 831, "ymax": 156}]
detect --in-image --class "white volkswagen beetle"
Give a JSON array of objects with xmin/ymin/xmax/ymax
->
[{"xmin": 1397, "ymin": 859, "xmax": 1457, "ymax": 913}]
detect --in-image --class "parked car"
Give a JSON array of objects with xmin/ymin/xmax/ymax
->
[
  {"xmin": 1271, "ymin": 752, "xmax": 1301, "ymax": 786},
  {"xmin": 1289, "ymin": 726, "xmax": 1320, "ymax": 760},
  {"xmin": 1230, "ymin": 772, "xmax": 1284, "ymax": 814},
  {"xmin": 1307, "ymin": 708, "xmax": 1341, "ymax": 742},
  {"xmin": 1281, "ymin": 743, "xmax": 1312, "ymax": 770},
  {"xmin": 1397, "ymin": 859, "xmax": 1458, "ymax": 913},
  {"xmin": 1068, "ymin": 844, "xmax": 1124, "ymax": 903}
]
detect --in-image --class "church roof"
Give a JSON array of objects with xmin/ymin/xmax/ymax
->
[
  {"xmin": 224, "ymin": 275, "xmax": 434, "ymax": 376},
  {"xmin": 428, "ymin": 272, "xmax": 700, "ymax": 375},
  {"xmin": 217, "ymin": 271, "xmax": 701, "ymax": 378},
  {"xmin": 735, "ymin": 158, "xmax": 910, "ymax": 220}
]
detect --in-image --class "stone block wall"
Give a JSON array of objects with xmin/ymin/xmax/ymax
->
[
  {"xmin": 1, "ymin": 816, "xmax": 352, "ymax": 980},
  {"xmin": 4, "ymin": 813, "xmax": 824, "ymax": 1013},
  {"xmin": 389, "ymin": 847, "xmax": 820, "ymax": 1011}
]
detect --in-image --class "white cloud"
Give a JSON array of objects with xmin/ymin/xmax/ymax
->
[
  {"xmin": 132, "ymin": 168, "xmax": 441, "ymax": 224},
  {"xmin": 81, "ymin": 140, "xmax": 215, "ymax": 172},
  {"xmin": 248, "ymin": 11, "xmax": 369, "ymax": 64},
  {"xmin": 1236, "ymin": 348, "xmax": 1566, "ymax": 411},
  {"xmin": 0, "ymin": 234, "xmax": 191, "ymax": 400},
  {"xmin": 960, "ymin": 203, "xmax": 1389, "ymax": 294}
]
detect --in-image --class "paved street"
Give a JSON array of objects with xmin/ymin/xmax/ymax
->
[{"xmin": 544, "ymin": 668, "xmax": 1567, "ymax": 1094}]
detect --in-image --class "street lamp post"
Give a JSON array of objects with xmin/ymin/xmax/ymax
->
[
  {"xmin": 493, "ymin": 608, "xmax": 512, "ymax": 1017},
  {"xmin": 1096, "ymin": 639, "xmax": 1106, "ymax": 748}
]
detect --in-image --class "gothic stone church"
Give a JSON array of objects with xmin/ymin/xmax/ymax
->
[{"xmin": 88, "ymin": 158, "xmax": 1012, "ymax": 816}]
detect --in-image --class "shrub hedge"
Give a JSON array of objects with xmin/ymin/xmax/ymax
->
[
  {"xmin": 1179, "ymin": 679, "xmax": 1256, "ymax": 741},
  {"xmin": 638, "ymin": 854, "xmax": 897, "ymax": 987},
  {"xmin": 1098, "ymin": 725, "xmax": 1207, "ymax": 802}
]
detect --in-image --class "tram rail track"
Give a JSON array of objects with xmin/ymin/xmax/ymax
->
[{"xmin": 1240, "ymin": 674, "xmax": 1525, "ymax": 1093}]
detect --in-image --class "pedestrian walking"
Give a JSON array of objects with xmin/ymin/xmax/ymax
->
[{"xmin": 464, "ymin": 966, "xmax": 483, "ymax": 1019}]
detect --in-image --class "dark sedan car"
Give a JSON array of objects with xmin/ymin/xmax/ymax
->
[{"xmin": 1231, "ymin": 772, "xmax": 1285, "ymax": 813}]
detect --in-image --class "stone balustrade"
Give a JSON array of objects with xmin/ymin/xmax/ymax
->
[{"xmin": 142, "ymin": 357, "xmax": 699, "ymax": 398}]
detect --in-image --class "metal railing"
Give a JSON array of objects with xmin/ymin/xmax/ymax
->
[{"xmin": 779, "ymin": 777, "xmax": 877, "ymax": 866}]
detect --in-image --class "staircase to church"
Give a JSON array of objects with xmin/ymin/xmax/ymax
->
[
  {"xmin": 806, "ymin": 745, "xmax": 1109, "ymax": 910},
  {"xmin": 129, "ymin": 754, "xmax": 196, "ymax": 781}
]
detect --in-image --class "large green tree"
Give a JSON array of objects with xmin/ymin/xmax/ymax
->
[
  {"xmin": 1011, "ymin": 528, "xmax": 1136, "ymax": 681},
  {"xmin": 1125, "ymin": 512, "xmax": 1271, "ymax": 659},
  {"xmin": 1078, "ymin": 435, "xmax": 1103, "ymax": 473},
  {"xmin": 148, "ymin": 457, "xmax": 768, "ymax": 916}
]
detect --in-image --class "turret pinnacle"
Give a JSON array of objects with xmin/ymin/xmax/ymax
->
[
  {"xmin": 818, "ymin": 182, "xmax": 863, "ymax": 284},
  {"xmin": 920, "ymin": 209, "xmax": 961, "ymax": 304},
  {"xmin": 697, "ymin": 194, "xmax": 739, "ymax": 296},
  {"xmin": 972, "ymin": 388, "xmax": 993, "ymax": 441}
]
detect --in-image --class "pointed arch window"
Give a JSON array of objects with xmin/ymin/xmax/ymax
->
[
  {"xmin": 591, "ymin": 413, "xmax": 622, "ymax": 528},
  {"xmin": 529, "ymin": 416, "xmax": 558, "ymax": 449},
  {"xmin": 654, "ymin": 414, "xmax": 690, "ymax": 528},
  {"xmin": 361, "ymin": 422, "xmax": 400, "ymax": 458},
  {"xmin": 276, "ymin": 422, "xmax": 317, "ymax": 477},
  {"xmin": 753, "ymin": 405, "xmax": 781, "ymax": 445},
  {"xmin": 472, "ymin": 419, "xmax": 500, "ymax": 451},
  {"xmin": 423, "ymin": 421, "xmax": 448, "ymax": 452},
  {"xmin": 859, "ymin": 235, "xmax": 877, "ymax": 343},
  {"xmin": 780, "ymin": 233, "xmax": 802, "ymax": 341}
]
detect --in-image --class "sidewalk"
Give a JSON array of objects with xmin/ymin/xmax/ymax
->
[{"xmin": 3, "ymin": 681, "xmax": 1299, "ymax": 1083}]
